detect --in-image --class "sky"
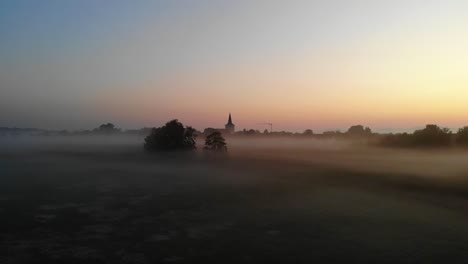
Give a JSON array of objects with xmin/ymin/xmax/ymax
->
[{"xmin": 1, "ymin": 0, "xmax": 468, "ymax": 132}]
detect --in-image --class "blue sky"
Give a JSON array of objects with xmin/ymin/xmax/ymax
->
[{"xmin": 1, "ymin": 0, "xmax": 468, "ymax": 131}]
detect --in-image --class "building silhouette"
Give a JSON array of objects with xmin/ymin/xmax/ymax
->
[
  {"xmin": 203, "ymin": 113, "xmax": 235, "ymax": 136},
  {"xmin": 225, "ymin": 113, "xmax": 235, "ymax": 133}
]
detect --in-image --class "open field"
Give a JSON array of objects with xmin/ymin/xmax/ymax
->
[{"xmin": 1, "ymin": 137, "xmax": 468, "ymax": 263}]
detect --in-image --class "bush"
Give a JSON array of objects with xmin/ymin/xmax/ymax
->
[
  {"xmin": 204, "ymin": 131, "xmax": 227, "ymax": 152},
  {"xmin": 144, "ymin": 119, "xmax": 196, "ymax": 152}
]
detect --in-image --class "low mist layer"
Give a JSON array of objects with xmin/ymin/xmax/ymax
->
[{"xmin": 1, "ymin": 136, "xmax": 468, "ymax": 263}]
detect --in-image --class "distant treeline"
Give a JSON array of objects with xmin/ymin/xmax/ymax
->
[
  {"xmin": 219, "ymin": 125, "xmax": 373, "ymax": 138},
  {"xmin": 379, "ymin": 124, "xmax": 468, "ymax": 148},
  {"xmin": 0, "ymin": 124, "xmax": 373, "ymax": 138},
  {"xmin": 3, "ymin": 122, "xmax": 468, "ymax": 148},
  {"xmin": 0, "ymin": 124, "xmax": 152, "ymax": 137}
]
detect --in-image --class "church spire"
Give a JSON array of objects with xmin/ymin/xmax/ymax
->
[
  {"xmin": 227, "ymin": 113, "xmax": 232, "ymax": 125},
  {"xmin": 225, "ymin": 113, "xmax": 235, "ymax": 133}
]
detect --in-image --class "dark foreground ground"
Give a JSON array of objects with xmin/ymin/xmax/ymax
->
[{"xmin": 1, "ymin": 137, "xmax": 468, "ymax": 263}]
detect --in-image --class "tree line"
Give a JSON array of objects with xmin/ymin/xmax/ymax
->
[
  {"xmin": 4, "ymin": 120, "xmax": 468, "ymax": 149},
  {"xmin": 380, "ymin": 124, "xmax": 468, "ymax": 148}
]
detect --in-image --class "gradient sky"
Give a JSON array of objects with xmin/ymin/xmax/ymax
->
[{"xmin": 1, "ymin": 0, "xmax": 468, "ymax": 132}]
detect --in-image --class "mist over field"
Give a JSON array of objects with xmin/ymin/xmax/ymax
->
[
  {"xmin": 2, "ymin": 136, "xmax": 468, "ymax": 263},
  {"xmin": 5, "ymin": 135, "xmax": 468, "ymax": 180},
  {"xmin": 230, "ymin": 137, "xmax": 468, "ymax": 181}
]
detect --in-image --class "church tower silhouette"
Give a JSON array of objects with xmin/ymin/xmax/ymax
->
[{"xmin": 225, "ymin": 113, "xmax": 235, "ymax": 133}]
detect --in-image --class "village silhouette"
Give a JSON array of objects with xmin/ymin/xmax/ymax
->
[{"xmin": 2, "ymin": 113, "xmax": 468, "ymax": 151}]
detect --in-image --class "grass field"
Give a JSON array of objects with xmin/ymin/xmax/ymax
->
[{"xmin": 1, "ymin": 137, "xmax": 468, "ymax": 263}]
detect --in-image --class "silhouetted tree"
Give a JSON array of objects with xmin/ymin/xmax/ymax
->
[
  {"xmin": 263, "ymin": 129, "xmax": 269, "ymax": 134},
  {"xmin": 380, "ymin": 132, "xmax": 413, "ymax": 147},
  {"xmin": 346, "ymin": 125, "xmax": 372, "ymax": 136},
  {"xmin": 245, "ymin": 129, "xmax": 257, "ymax": 136},
  {"xmin": 381, "ymin": 124, "xmax": 452, "ymax": 148},
  {"xmin": 203, "ymin": 128, "xmax": 218, "ymax": 136},
  {"xmin": 144, "ymin": 119, "xmax": 197, "ymax": 152},
  {"xmin": 204, "ymin": 131, "xmax": 227, "ymax": 152},
  {"xmin": 412, "ymin": 124, "xmax": 451, "ymax": 147},
  {"xmin": 323, "ymin": 130, "xmax": 342, "ymax": 138},
  {"xmin": 184, "ymin": 126, "xmax": 197, "ymax": 149},
  {"xmin": 456, "ymin": 126, "xmax": 468, "ymax": 146},
  {"xmin": 94, "ymin": 123, "xmax": 120, "ymax": 134},
  {"xmin": 303, "ymin": 129, "xmax": 314, "ymax": 136},
  {"xmin": 100, "ymin": 123, "xmax": 115, "ymax": 130}
]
